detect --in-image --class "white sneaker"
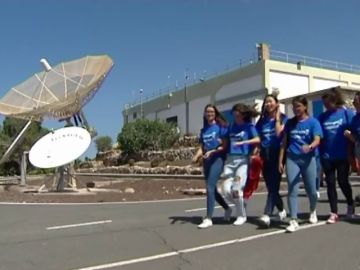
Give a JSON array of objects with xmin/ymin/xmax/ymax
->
[
  {"xmin": 259, "ymin": 215, "xmax": 271, "ymax": 227},
  {"xmin": 198, "ymin": 218, "xmax": 213, "ymax": 229},
  {"xmin": 224, "ymin": 208, "xmax": 232, "ymax": 222},
  {"xmin": 233, "ymin": 216, "xmax": 247, "ymax": 226},
  {"xmin": 309, "ymin": 210, "xmax": 318, "ymax": 224},
  {"xmin": 286, "ymin": 219, "xmax": 299, "ymax": 232},
  {"xmin": 278, "ymin": 209, "xmax": 287, "ymax": 221},
  {"xmin": 317, "ymin": 191, "xmax": 320, "ymax": 199}
]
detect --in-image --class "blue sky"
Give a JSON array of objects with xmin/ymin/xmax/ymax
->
[{"xmin": 0, "ymin": 0, "xmax": 359, "ymax": 158}]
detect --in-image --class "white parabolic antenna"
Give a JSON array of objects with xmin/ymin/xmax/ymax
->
[{"xmin": 29, "ymin": 127, "xmax": 91, "ymax": 169}]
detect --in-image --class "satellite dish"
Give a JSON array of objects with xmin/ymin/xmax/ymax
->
[{"xmin": 29, "ymin": 127, "xmax": 91, "ymax": 169}]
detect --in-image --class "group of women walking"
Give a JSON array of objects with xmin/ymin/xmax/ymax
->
[{"xmin": 193, "ymin": 87, "xmax": 358, "ymax": 232}]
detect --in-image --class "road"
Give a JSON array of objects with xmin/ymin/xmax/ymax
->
[{"xmin": 0, "ymin": 185, "xmax": 359, "ymax": 270}]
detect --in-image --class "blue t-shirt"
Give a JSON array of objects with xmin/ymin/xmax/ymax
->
[
  {"xmin": 350, "ymin": 113, "xmax": 360, "ymax": 143},
  {"xmin": 284, "ymin": 117, "xmax": 323, "ymax": 156},
  {"xmin": 200, "ymin": 123, "xmax": 227, "ymax": 152},
  {"xmin": 256, "ymin": 114, "xmax": 288, "ymax": 148},
  {"xmin": 225, "ymin": 122, "xmax": 259, "ymax": 156},
  {"xmin": 318, "ymin": 108, "xmax": 354, "ymax": 160}
]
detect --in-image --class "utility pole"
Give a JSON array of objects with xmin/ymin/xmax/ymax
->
[
  {"xmin": 139, "ymin": 88, "xmax": 144, "ymax": 119},
  {"xmin": 184, "ymin": 71, "xmax": 189, "ymax": 134}
]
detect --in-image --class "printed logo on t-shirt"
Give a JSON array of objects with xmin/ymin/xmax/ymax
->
[
  {"xmin": 262, "ymin": 127, "xmax": 275, "ymax": 140},
  {"xmin": 323, "ymin": 119, "xmax": 343, "ymax": 132},
  {"xmin": 290, "ymin": 128, "xmax": 310, "ymax": 141},
  {"xmin": 230, "ymin": 131, "xmax": 245, "ymax": 141},
  {"xmin": 202, "ymin": 131, "xmax": 220, "ymax": 150},
  {"xmin": 203, "ymin": 131, "xmax": 217, "ymax": 144}
]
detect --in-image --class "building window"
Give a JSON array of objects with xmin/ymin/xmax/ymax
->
[
  {"xmin": 166, "ymin": 116, "xmax": 178, "ymax": 125},
  {"xmin": 133, "ymin": 112, "xmax": 137, "ymax": 120}
]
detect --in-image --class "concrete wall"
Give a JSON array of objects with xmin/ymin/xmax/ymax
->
[
  {"xmin": 265, "ymin": 60, "xmax": 360, "ymax": 99},
  {"xmin": 268, "ymin": 71, "xmax": 309, "ymax": 99},
  {"xmin": 123, "ymin": 61, "xmax": 266, "ymax": 135},
  {"xmin": 146, "ymin": 112, "xmax": 156, "ymax": 121},
  {"xmin": 313, "ymin": 77, "xmax": 348, "ymax": 90},
  {"xmin": 215, "ymin": 74, "xmax": 263, "ymax": 102},
  {"xmin": 188, "ymin": 96, "xmax": 211, "ymax": 134},
  {"xmin": 156, "ymin": 103, "xmax": 186, "ymax": 133}
]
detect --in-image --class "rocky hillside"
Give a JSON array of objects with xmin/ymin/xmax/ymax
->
[{"xmin": 78, "ymin": 136, "xmax": 202, "ymax": 175}]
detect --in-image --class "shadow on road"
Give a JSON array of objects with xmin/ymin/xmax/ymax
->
[{"xmin": 169, "ymin": 213, "xmax": 330, "ymax": 229}]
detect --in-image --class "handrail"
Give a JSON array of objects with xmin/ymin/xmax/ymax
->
[{"xmin": 270, "ymin": 49, "xmax": 360, "ymax": 74}]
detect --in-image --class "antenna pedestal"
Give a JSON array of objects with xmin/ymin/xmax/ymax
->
[{"xmin": 52, "ymin": 163, "xmax": 77, "ymax": 192}]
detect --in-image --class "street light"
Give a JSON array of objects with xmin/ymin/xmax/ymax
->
[
  {"xmin": 139, "ymin": 88, "xmax": 144, "ymax": 118},
  {"xmin": 184, "ymin": 71, "xmax": 189, "ymax": 134},
  {"xmin": 124, "ymin": 103, "xmax": 129, "ymax": 124},
  {"xmin": 168, "ymin": 92, "xmax": 172, "ymax": 108},
  {"xmin": 167, "ymin": 75, "xmax": 171, "ymax": 90}
]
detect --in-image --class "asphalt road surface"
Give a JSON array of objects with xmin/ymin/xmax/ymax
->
[{"xmin": 0, "ymin": 184, "xmax": 359, "ymax": 270}]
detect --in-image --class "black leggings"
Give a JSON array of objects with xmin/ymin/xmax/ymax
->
[{"xmin": 321, "ymin": 159, "xmax": 354, "ymax": 214}]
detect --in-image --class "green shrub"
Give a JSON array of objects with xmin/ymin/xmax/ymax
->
[
  {"xmin": 128, "ymin": 159, "xmax": 135, "ymax": 167},
  {"xmin": 95, "ymin": 136, "xmax": 113, "ymax": 153},
  {"xmin": 117, "ymin": 119, "xmax": 180, "ymax": 155},
  {"xmin": 150, "ymin": 159, "xmax": 160, "ymax": 168}
]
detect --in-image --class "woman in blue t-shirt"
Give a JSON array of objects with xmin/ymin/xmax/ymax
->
[
  {"xmin": 193, "ymin": 104, "xmax": 231, "ymax": 229},
  {"xmin": 318, "ymin": 88, "xmax": 355, "ymax": 224},
  {"xmin": 222, "ymin": 103, "xmax": 260, "ymax": 226},
  {"xmin": 279, "ymin": 96, "xmax": 323, "ymax": 232},
  {"xmin": 345, "ymin": 92, "xmax": 360, "ymax": 172},
  {"xmin": 256, "ymin": 94, "xmax": 287, "ymax": 227}
]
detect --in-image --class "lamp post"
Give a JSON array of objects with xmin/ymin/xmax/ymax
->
[
  {"xmin": 139, "ymin": 88, "xmax": 144, "ymax": 119},
  {"xmin": 167, "ymin": 75, "xmax": 171, "ymax": 90},
  {"xmin": 168, "ymin": 92, "xmax": 172, "ymax": 108},
  {"xmin": 124, "ymin": 103, "xmax": 129, "ymax": 124},
  {"xmin": 184, "ymin": 71, "xmax": 189, "ymax": 134}
]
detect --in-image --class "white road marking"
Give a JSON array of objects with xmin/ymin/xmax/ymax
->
[
  {"xmin": 73, "ymin": 221, "xmax": 327, "ymax": 270},
  {"xmin": 46, "ymin": 220, "xmax": 112, "ymax": 230},
  {"xmin": 0, "ymin": 197, "xmax": 204, "ymax": 206}
]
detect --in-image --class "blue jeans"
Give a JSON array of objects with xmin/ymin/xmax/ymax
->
[
  {"xmin": 203, "ymin": 156, "xmax": 229, "ymax": 218},
  {"xmin": 315, "ymin": 155, "xmax": 321, "ymax": 191},
  {"xmin": 286, "ymin": 153, "xmax": 317, "ymax": 219},
  {"xmin": 261, "ymin": 147, "xmax": 284, "ymax": 215}
]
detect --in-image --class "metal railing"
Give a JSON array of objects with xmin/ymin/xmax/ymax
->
[
  {"xmin": 125, "ymin": 48, "xmax": 360, "ymax": 110},
  {"xmin": 270, "ymin": 49, "xmax": 360, "ymax": 74},
  {"xmin": 126, "ymin": 57, "xmax": 257, "ymax": 108}
]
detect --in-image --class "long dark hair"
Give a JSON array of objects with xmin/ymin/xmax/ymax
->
[
  {"xmin": 322, "ymin": 87, "xmax": 345, "ymax": 108},
  {"xmin": 232, "ymin": 103, "xmax": 259, "ymax": 123},
  {"xmin": 258, "ymin": 94, "xmax": 280, "ymax": 124},
  {"xmin": 354, "ymin": 92, "xmax": 360, "ymax": 104},
  {"xmin": 203, "ymin": 104, "xmax": 228, "ymax": 127}
]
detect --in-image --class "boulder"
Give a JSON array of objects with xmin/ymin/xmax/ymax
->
[{"xmin": 124, "ymin": 188, "xmax": 135, "ymax": 194}]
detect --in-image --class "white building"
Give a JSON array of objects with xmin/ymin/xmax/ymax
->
[{"xmin": 122, "ymin": 43, "xmax": 360, "ymax": 134}]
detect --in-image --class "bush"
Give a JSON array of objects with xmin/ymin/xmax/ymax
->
[
  {"xmin": 150, "ymin": 159, "xmax": 160, "ymax": 168},
  {"xmin": 95, "ymin": 136, "xmax": 113, "ymax": 153},
  {"xmin": 128, "ymin": 159, "xmax": 135, "ymax": 167},
  {"xmin": 117, "ymin": 119, "xmax": 180, "ymax": 155}
]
